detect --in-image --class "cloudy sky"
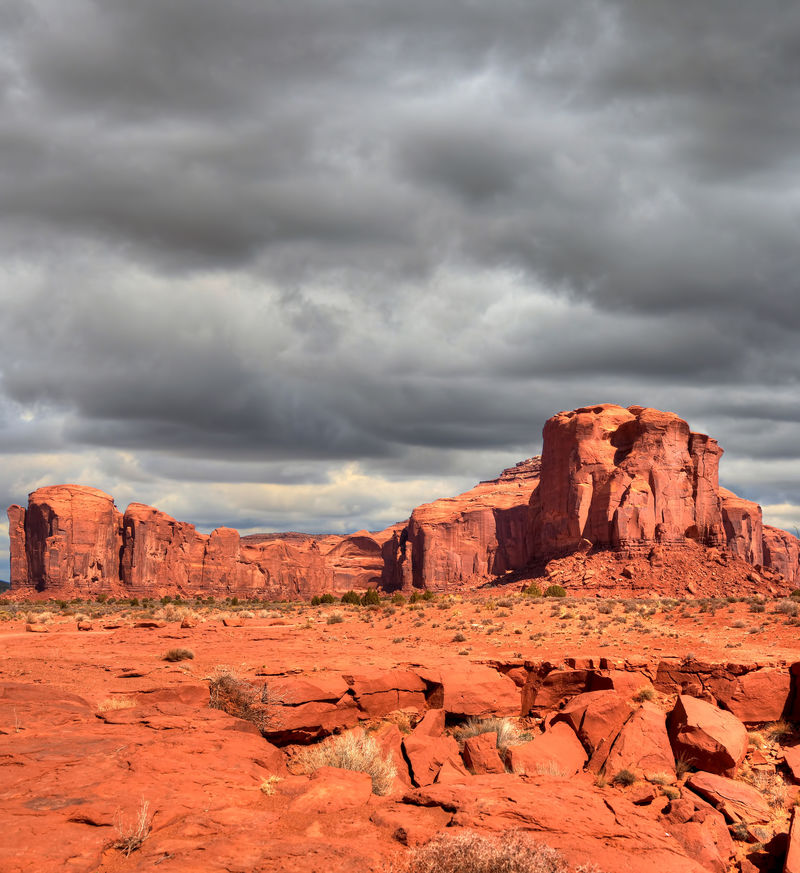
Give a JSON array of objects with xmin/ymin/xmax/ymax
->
[{"xmin": 2, "ymin": 1, "xmax": 800, "ymax": 579}]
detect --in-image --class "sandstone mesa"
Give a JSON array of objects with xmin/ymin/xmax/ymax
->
[{"xmin": 7, "ymin": 403, "xmax": 799, "ymax": 599}]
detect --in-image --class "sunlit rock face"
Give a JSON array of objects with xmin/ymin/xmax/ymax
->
[
  {"xmin": 530, "ymin": 404, "xmax": 726, "ymax": 558},
  {"xmin": 7, "ymin": 405, "xmax": 800, "ymax": 597}
]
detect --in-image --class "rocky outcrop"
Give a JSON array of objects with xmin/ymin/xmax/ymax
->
[
  {"xmin": 719, "ymin": 488, "xmax": 763, "ymax": 567},
  {"xmin": 531, "ymin": 404, "xmax": 726, "ymax": 558},
  {"xmin": 7, "ymin": 404, "xmax": 800, "ymax": 598},
  {"xmin": 11, "ymin": 486, "xmax": 122, "ymax": 596},
  {"xmin": 763, "ymin": 525, "xmax": 800, "ymax": 583},
  {"xmin": 403, "ymin": 457, "xmax": 539, "ymax": 591}
]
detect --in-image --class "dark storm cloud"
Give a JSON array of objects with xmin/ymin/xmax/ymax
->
[{"xmin": 1, "ymin": 0, "xmax": 800, "ymax": 577}]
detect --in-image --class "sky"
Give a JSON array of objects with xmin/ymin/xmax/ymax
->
[{"xmin": 2, "ymin": 1, "xmax": 800, "ymax": 579}]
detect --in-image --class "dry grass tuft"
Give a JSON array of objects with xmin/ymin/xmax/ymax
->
[
  {"xmin": 400, "ymin": 829, "xmax": 601, "ymax": 873},
  {"xmin": 113, "ymin": 798, "xmax": 151, "ymax": 857},
  {"xmin": 295, "ymin": 731, "xmax": 396, "ymax": 796},
  {"xmin": 454, "ymin": 717, "xmax": 532, "ymax": 753}
]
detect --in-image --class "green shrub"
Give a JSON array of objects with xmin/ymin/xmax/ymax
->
[
  {"xmin": 341, "ymin": 590, "xmax": 361, "ymax": 605},
  {"xmin": 361, "ymin": 588, "xmax": 381, "ymax": 606},
  {"xmin": 320, "ymin": 593, "xmax": 336, "ymax": 604},
  {"xmin": 523, "ymin": 583, "xmax": 542, "ymax": 597},
  {"xmin": 391, "ymin": 592, "xmax": 406, "ymax": 605},
  {"xmin": 409, "ymin": 591, "xmax": 423, "ymax": 603},
  {"xmin": 544, "ymin": 584, "xmax": 567, "ymax": 598},
  {"xmin": 310, "ymin": 595, "xmax": 321, "ymax": 606},
  {"xmin": 96, "ymin": 593, "xmax": 108, "ymax": 604},
  {"xmin": 422, "ymin": 589, "xmax": 435, "ymax": 601},
  {"xmin": 160, "ymin": 595, "xmax": 172, "ymax": 605}
]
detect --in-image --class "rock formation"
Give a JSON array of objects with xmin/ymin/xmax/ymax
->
[
  {"xmin": 7, "ymin": 404, "xmax": 800, "ymax": 598},
  {"xmin": 530, "ymin": 404, "xmax": 726, "ymax": 557}
]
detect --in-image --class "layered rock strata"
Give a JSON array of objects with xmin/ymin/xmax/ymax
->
[{"xmin": 7, "ymin": 405, "xmax": 800, "ymax": 597}]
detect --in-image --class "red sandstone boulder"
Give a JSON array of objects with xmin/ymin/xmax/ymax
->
[
  {"xmin": 709, "ymin": 668, "xmax": 791, "ymax": 724},
  {"xmin": 552, "ymin": 690, "xmax": 632, "ymax": 757},
  {"xmin": 461, "ymin": 731, "xmax": 506, "ymax": 774},
  {"xmin": 403, "ymin": 733, "xmax": 462, "ymax": 786},
  {"xmin": 507, "ymin": 721, "xmax": 587, "ymax": 776},
  {"xmin": 786, "ymin": 808, "xmax": 800, "ymax": 873},
  {"xmin": 346, "ymin": 670, "xmax": 427, "ymax": 717},
  {"xmin": 531, "ymin": 405, "xmax": 725, "ymax": 558},
  {"xmin": 668, "ymin": 695, "xmax": 747, "ymax": 777},
  {"xmin": 685, "ymin": 771, "xmax": 771, "ymax": 824},
  {"xmin": 663, "ymin": 796, "xmax": 735, "ymax": 873},
  {"xmin": 441, "ymin": 664, "xmax": 519, "ymax": 717},
  {"xmin": 412, "ymin": 708, "xmax": 445, "ymax": 737},
  {"xmin": 784, "ymin": 746, "xmax": 800, "ymax": 782},
  {"xmin": 523, "ymin": 668, "xmax": 592, "ymax": 715},
  {"xmin": 604, "ymin": 703, "xmax": 675, "ymax": 780}
]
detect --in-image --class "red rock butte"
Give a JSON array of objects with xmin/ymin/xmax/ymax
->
[{"xmin": 7, "ymin": 403, "xmax": 800, "ymax": 599}]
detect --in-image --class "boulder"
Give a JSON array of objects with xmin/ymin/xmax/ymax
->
[
  {"xmin": 523, "ymin": 668, "xmax": 592, "ymax": 715},
  {"xmin": 507, "ymin": 721, "xmax": 587, "ymax": 777},
  {"xmin": 347, "ymin": 670, "xmax": 427, "ymax": 717},
  {"xmin": 785, "ymin": 807, "xmax": 800, "ymax": 873},
  {"xmin": 685, "ymin": 772, "xmax": 771, "ymax": 824},
  {"xmin": 402, "ymin": 733, "xmax": 462, "ymax": 786},
  {"xmin": 784, "ymin": 745, "xmax": 800, "ymax": 782},
  {"xmin": 668, "ymin": 695, "xmax": 747, "ymax": 777},
  {"xmin": 603, "ymin": 703, "xmax": 675, "ymax": 780},
  {"xmin": 710, "ymin": 668, "xmax": 791, "ymax": 724},
  {"xmin": 461, "ymin": 732, "xmax": 506, "ymax": 775},
  {"xmin": 442, "ymin": 665, "xmax": 519, "ymax": 718},
  {"xmin": 412, "ymin": 709, "xmax": 445, "ymax": 737},
  {"xmin": 663, "ymin": 796, "xmax": 735, "ymax": 873},
  {"xmin": 552, "ymin": 690, "xmax": 632, "ymax": 757}
]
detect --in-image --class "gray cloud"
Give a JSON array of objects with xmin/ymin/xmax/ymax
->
[{"xmin": 1, "ymin": 0, "xmax": 800, "ymax": 579}]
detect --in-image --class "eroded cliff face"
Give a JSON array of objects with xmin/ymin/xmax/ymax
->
[
  {"xmin": 530, "ymin": 404, "xmax": 726, "ymax": 557},
  {"xmin": 405, "ymin": 458, "xmax": 540, "ymax": 591},
  {"xmin": 7, "ymin": 406, "xmax": 800, "ymax": 597}
]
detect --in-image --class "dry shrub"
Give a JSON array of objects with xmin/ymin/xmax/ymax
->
[
  {"xmin": 154, "ymin": 603, "xmax": 190, "ymax": 622},
  {"xmin": 295, "ymin": 731, "xmax": 396, "ymax": 796},
  {"xmin": 401, "ymin": 830, "xmax": 601, "ymax": 873},
  {"xmin": 162, "ymin": 647, "xmax": 194, "ymax": 662},
  {"xmin": 455, "ymin": 717, "xmax": 531, "ymax": 753},
  {"xmin": 113, "ymin": 798, "xmax": 151, "ymax": 857},
  {"xmin": 208, "ymin": 666, "xmax": 279, "ymax": 730}
]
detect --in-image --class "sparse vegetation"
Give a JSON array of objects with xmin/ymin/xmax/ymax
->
[
  {"xmin": 208, "ymin": 667, "xmax": 280, "ymax": 730},
  {"xmin": 97, "ymin": 696, "xmax": 138, "ymax": 712},
  {"xmin": 401, "ymin": 830, "xmax": 601, "ymax": 873},
  {"xmin": 544, "ymin": 585, "xmax": 567, "ymax": 598},
  {"xmin": 341, "ymin": 590, "xmax": 362, "ymax": 605},
  {"xmin": 612, "ymin": 768, "xmax": 637, "ymax": 786},
  {"xmin": 113, "ymin": 798, "xmax": 151, "ymax": 857},
  {"xmin": 162, "ymin": 647, "xmax": 194, "ymax": 662},
  {"xmin": 327, "ymin": 612, "xmax": 344, "ymax": 625},
  {"xmin": 523, "ymin": 583, "xmax": 543, "ymax": 597},
  {"xmin": 295, "ymin": 731, "xmax": 396, "ymax": 795},
  {"xmin": 260, "ymin": 775, "xmax": 282, "ymax": 796},
  {"xmin": 633, "ymin": 686, "xmax": 656, "ymax": 702},
  {"xmin": 454, "ymin": 717, "xmax": 531, "ymax": 754}
]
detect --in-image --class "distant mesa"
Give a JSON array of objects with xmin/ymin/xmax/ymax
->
[{"xmin": 5, "ymin": 404, "xmax": 798, "ymax": 599}]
